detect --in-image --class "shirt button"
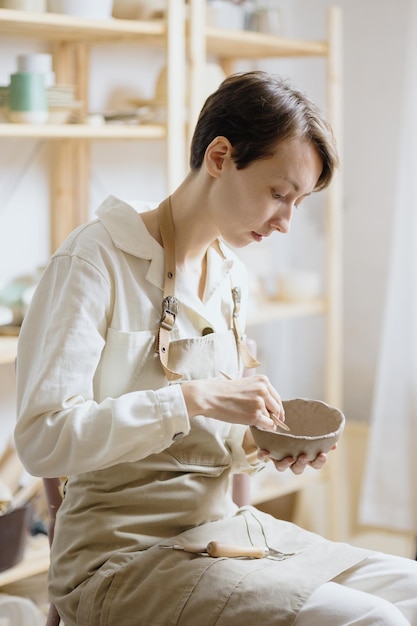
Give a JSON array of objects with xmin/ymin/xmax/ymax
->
[
  {"xmin": 202, "ymin": 327, "xmax": 214, "ymax": 336},
  {"xmin": 172, "ymin": 432, "xmax": 184, "ymax": 441}
]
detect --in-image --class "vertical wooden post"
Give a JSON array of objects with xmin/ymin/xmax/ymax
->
[
  {"xmin": 325, "ymin": 5, "xmax": 343, "ymax": 409},
  {"xmin": 325, "ymin": 5, "xmax": 344, "ymax": 540},
  {"xmin": 187, "ymin": 0, "xmax": 206, "ymax": 151},
  {"xmin": 166, "ymin": 0, "xmax": 187, "ymax": 192},
  {"xmin": 50, "ymin": 42, "xmax": 90, "ymax": 252}
]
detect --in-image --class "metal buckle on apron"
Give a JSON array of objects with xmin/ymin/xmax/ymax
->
[
  {"xmin": 159, "ymin": 296, "xmax": 179, "ymax": 331},
  {"xmin": 231, "ymin": 286, "xmax": 260, "ymax": 369}
]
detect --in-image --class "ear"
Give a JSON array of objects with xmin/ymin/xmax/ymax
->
[{"xmin": 204, "ymin": 136, "xmax": 233, "ymax": 178}]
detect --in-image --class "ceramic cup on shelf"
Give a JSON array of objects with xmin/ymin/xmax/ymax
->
[
  {"xmin": 47, "ymin": 0, "xmax": 114, "ymax": 19},
  {"xmin": 8, "ymin": 72, "xmax": 48, "ymax": 124},
  {"xmin": 247, "ymin": 8, "xmax": 282, "ymax": 36},
  {"xmin": 206, "ymin": 0, "xmax": 246, "ymax": 31},
  {"xmin": 17, "ymin": 53, "xmax": 55, "ymax": 88}
]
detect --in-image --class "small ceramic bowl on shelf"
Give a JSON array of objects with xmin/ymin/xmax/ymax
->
[
  {"xmin": 250, "ymin": 398, "xmax": 345, "ymax": 462},
  {"xmin": 47, "ymin": 0, "xmax": 114, "ymax": 19}
]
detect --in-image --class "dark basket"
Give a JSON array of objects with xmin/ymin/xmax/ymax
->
[{"xmin": 0, "ymin": 504, "xmax": 31, "ymax": 572}]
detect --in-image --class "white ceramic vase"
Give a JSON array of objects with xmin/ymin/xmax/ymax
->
[{"xmin": 47, "ymin": 0, "xmax": 114, "ymax": 19}]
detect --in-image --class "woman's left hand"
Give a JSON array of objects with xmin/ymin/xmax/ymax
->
[{"xmin": 257, "ymin": 445, "xmax": 336, "ymax": 475}]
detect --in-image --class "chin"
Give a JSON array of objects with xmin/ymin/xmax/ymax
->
[
  {"xmin": 221, "ymin": 233, "xmax": 254, "ymax": 249},
  {"xmin": 224, "ymin": 239, "xmax": 250, "ymax": 250}
]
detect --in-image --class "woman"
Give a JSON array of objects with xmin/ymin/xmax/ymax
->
[{"xmin": 15, "ymin": 72, "xmax": 417, "ymax": 625}]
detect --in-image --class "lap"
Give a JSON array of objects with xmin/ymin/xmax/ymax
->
[{"xmin": 59, "ymin": 508, "xmax": 370, "ymax": 626}]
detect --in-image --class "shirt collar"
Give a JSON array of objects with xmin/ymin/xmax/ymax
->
[
  {"xmin": 96, "ymin": 195, "xmax": 157, "ymax": 259},
  {"xmin": 96, "ymin": 195, "xmax": 237, "ymax": 298}
]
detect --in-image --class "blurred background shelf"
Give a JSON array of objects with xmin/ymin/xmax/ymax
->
[
  {"xmin": 0, "ymin": 122, "xmax": 166, "ymax": 139},
  {"xmin": 0, "ymin": 8, "xmax": 165, "ymax": 42},
  {"xmin": 0, "ymin": 335, "xmax": 18, "ymax": 365},
  {"xmin": 247, "ymin": 298, "xmax": 327, "ymax": 327}
]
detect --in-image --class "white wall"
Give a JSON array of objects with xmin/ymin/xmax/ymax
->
[
  {"xmin": 338, "ymin": 0, "xmax": 410, "ymax": 421},
  {"xmin": 250, "ymin": 0, "xmax": 411, "ymax": 422},
  {"xmin": 0, "ymin": 1, "xmax": 411, "ymax": 453}
]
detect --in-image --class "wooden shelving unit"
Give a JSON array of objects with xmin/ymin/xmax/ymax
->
[{"xmin": 0, "ymin": 4, "xmax": 187, "ymax": 252}]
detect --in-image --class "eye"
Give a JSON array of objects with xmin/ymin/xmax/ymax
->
[{"xmin": 272, "ymin": 190, "xmax": 284, "ymax": 200}]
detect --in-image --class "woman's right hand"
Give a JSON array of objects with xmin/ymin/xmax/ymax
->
[{"xmin": 181, "ymin": 374, "xmax": 286, "ymax": 432}]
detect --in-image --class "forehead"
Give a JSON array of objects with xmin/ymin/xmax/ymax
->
[{"xmin": 256, "ymin": 137, "xmax": 323, "ymax": 192}]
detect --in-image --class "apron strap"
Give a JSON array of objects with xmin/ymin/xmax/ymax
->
[
  {"xmin": 155, "ymin": 196, "xmax": 260, "ymax": 378},
  {"xmin": 231, "ymin": 286, "xmax": 261, "ymax": 369},
  {"xmin": 154, "ymin": 197, "xmax": 183, "ymax": 381}
]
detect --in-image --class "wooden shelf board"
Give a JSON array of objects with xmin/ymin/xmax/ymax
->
[
  {"xmin": 206, "ymin": 27, "xmax": 328, "ymax": 59},
  {"xmin": 0, "ymin": 123, "xmax": 166, "ymax": 140},
  {"xmin": 247, "ymin": 297, "xmax": 327, "ymax": 327},
  {"xmin": 0, "ymin": 9, "xmax": 326, "ymax": 56},
  {"xmin": 0, "ymin": 9, "xmax": 165, "ymax": 43},
  {"xmin": 0, "ymin": 335, "xmax": 18, "ymax": 365},
  {"xmin": 0, "ymin": 535, "xmax": 49, "ymax": 588}
]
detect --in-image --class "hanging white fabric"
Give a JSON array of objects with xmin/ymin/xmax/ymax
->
[{"xmin": 359, "ymin": 0, "xmax": 417, "ymax": 534}]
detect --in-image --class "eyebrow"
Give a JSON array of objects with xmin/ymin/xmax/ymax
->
[
  {"xmin": 284, "ymin": 176, "xmax": 300, "ymax": 192},
  {"xmin": 283, "ymin": 176, "xmax": 313, "ymax": 197}
]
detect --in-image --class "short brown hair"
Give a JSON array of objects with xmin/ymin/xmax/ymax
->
[{"xmin": 190, "ymin": 71, "xmax": 338, "ymax": 191}]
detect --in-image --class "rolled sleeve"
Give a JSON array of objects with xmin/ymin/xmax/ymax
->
[{"xmin": 156, "ymin": 384, "xmax": 190, "ymax": 444}]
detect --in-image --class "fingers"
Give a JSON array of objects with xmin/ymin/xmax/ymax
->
[
  {"xmin": 250, "ymin": 375, "xmax": 285, "ymax": 430},
  {"xmin": 263, "ymin": 379, "xmax": 285, "ymax": 424},
  {"xmin": 222, "ymin": 373, "xmax": 285, "ymax": 432},
  {"xmin": 183, "ymin": 374, "xmax": 286, "ymax": 431},
  {"xmin": 308, "ymin": 452, "xmax": 328, "ymax": 470},
  {"xmin": 261, "ymin": 451, "xmax": 329, "ymax": 474},
  {"xmin": 255, "ymin": 413, "xmax": 280, "ymax": 432},
  {"xmin": 268, "ymin": 412, "xmax": 290, "ymax": 432}
]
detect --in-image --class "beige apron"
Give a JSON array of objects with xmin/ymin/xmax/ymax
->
[{"xmin": 50, "ymin": 200, "xmax": 370, "ymax": 625}]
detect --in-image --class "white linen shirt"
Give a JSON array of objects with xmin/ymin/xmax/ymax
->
[{"xmin": 14, "ymin": 196, "xmax": 251, "ymax": 479}]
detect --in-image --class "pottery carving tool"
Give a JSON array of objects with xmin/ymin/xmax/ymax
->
[{"xmin": 160, "ymin": 541, "xmax": 268, "ymax": 558}]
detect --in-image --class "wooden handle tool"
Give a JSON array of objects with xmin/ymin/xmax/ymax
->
[
  {"xmin": 160, "ymin": 542, "xmax": 268, "ymax": 558},
  {"xmin": 206, "ymin": 541, "xmax": 267, "ymax": 558}
]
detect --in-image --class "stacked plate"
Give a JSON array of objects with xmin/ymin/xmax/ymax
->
[
  {"xmin": 47, "ymin": 84, "xmax": 82, "ymax": 123},
  {"xmin": 0, "ymin": 84, "xmax": 81, "ymax": 123}
]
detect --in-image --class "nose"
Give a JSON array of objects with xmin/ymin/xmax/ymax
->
[{"xmin": 271, "ymin": 203, "xmax": 294, "ymax": 234}]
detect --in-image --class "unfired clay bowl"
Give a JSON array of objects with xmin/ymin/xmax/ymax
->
[{"xmin": 250, "ymin": 398, "xmax": 345, "ymax": 461}]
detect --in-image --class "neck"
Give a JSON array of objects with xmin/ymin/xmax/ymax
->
[
  {"xmin": 141, "ymin": 170, "xmax": 219, "ymax": 300},
  {"xmin": 168, "ymin": 171, "xmax": 220, "ymax": 267}
]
